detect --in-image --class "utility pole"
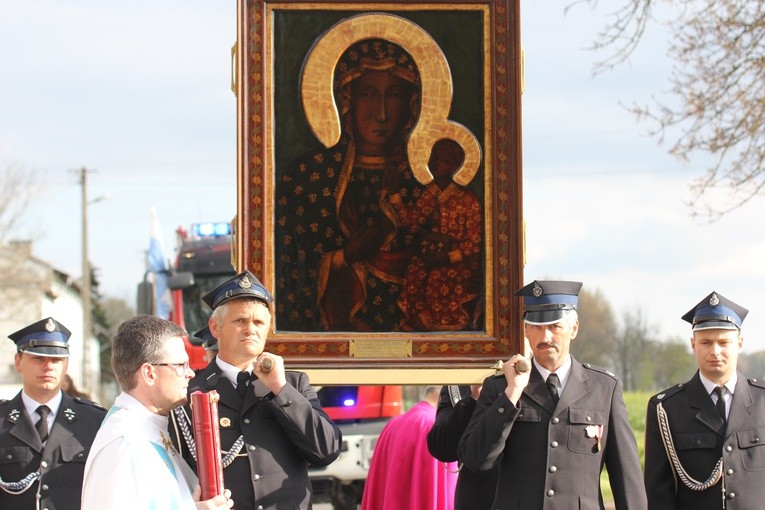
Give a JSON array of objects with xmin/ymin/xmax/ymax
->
[{"xmin": 77, "ymin": 167, "xmax": 92, "ymax": 394}]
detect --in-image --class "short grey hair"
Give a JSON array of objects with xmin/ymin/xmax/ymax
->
[
  {"xmin": 111, "ymin": 315, "xmax": 186, "ymax": 391},
  {"xmin": 420, "ymin": 385, "xmax": 442, "ymax": 400},
  {"xmin": 210, "ymin": 298, "xmax": 269, "ymax": 326},
  {"xmin": 564, "ymin": 309, "xmax": 578, "ymax": 327}
]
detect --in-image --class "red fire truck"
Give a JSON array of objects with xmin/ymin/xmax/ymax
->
[{"xmin": 137, "ymin": 222, "xmax": 403, "ymax": 509}]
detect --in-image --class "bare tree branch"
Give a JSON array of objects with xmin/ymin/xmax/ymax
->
[
  {"xmin": 0, "ymin": 160, "xmax": 38, "ymax": 241},
  {"xmin": 579, "ymin": 0, "xmax": 765, "ymax": 219}
]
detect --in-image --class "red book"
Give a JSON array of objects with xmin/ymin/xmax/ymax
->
[{"xmin": 191, "ymin": 390, "xmax": 224, "ymax": 500}]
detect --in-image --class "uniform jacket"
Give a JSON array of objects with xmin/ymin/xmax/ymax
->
[
  {"xmin": 645, "ymin": 370, "xmax": 765, "ymax": 509},
  {"xmin": 0, "ymin": 391, "xmax": 106, "ymax": 510},
  {"xmin": 427, "ymin": 385, "xmax": 498, "ymax": 510},
  {"xmin": 171, "ymin": 360, "xmax": 342, "ymax": 510},
  {"xmin": 459, "ymin": 356, "xmax": 646, "ymax": 510}
]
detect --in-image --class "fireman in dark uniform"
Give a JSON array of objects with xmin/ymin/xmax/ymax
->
[
  {"xmin": 427, "ymin": 384, "xmax": 499, "ymax": 510},
  {"xmin": 170, "ymin": 270, "xmax": 341, "ymax": 510},
  {"xmin": 0, "ymin": 317, "xmax": 105, "ymax": 510},
  {"xmin": 645, "ymin": 291, "xmax": 765, "ymax": 509},
  {"xmin": 459, "ymin": 280, "xmax": 646, "ymax": 509}
]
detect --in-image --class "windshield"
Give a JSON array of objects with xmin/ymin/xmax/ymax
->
[{"xmin": 180, "ymin": 274, "xmax": 233, "ymax": 334}]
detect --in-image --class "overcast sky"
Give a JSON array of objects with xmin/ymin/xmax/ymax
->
[{"xmin": 2, "ymin": 1, "xmax": 764, "ymax": 351}]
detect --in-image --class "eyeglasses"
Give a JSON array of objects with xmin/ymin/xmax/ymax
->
[{"xmin": 151, "ymin": 362, "xmax": 192, "ymax": 376}]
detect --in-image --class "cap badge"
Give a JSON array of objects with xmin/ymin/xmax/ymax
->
[
  {"xmin": 532, "ymin": 282, "xmax": 543, "ymax": 298},
  {"xmin": 239, "ymin": 275, "xmax": 252, "ymax": 289},
  {"xmin": 45, "ymin": 318, "xmax": 56, "ymax": 332},
  {"xmin": 709, "ymin": 293, "xmax": 720, "ymax": 306}
]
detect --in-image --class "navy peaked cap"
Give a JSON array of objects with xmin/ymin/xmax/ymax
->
[
  {"xmin": 192, "ymin": 326, "xmax": 218, "ymax": 351},
  {"xmin": 682, "ymin": 291, "xmax": 748, "ymax": 331},
  {"xmin": 515, "ymin": 280, "xmax": 583, "ymax": 325},
  {"xmin": 9, "ymin": 317, "xmax": 71, "ymax": 357},
  {"xmin": 201, "ymin": 270, "xmax": 272, "ymax": 310}
]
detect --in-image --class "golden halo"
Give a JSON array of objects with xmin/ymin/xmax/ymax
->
[{"xmin": 301, "ymin": 13, "xmax": 481, "ymax": 185}]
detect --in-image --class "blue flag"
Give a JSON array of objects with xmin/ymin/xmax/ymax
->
[{"xmin": 148, "ymin": 206, "xmax": 171, "ymax": 319}]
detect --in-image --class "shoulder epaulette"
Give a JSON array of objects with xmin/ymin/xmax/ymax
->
[
  {"xmin": 748, "ymin": 377, "xmax": 765, "ymax": 390},
  {"xmin": 73, "ymin": 397, "xmax": 106, "ymax": 410},
  {"xmin": 651, "ymin": 383, "xmax": 686, "ymax": 404},
  {"xmin": 582, "ymin": 363, "xmax": 619, "ymax": 380}
]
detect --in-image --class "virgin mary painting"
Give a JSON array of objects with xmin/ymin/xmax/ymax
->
[{"xmin": 274, "ymin": 13, "xmax": 483, "ymax": 334}]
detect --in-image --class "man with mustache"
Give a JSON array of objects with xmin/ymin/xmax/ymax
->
[
  {"xmin": 459, "ymin": 280, "xmax": 646, "ymax": 509},
  {"xmin": 644, "ymin": 292, "xmax": 765, "ymax": 509}
]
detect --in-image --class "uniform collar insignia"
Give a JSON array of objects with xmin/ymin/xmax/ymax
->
[
  {"xmin": 64, "ymin": 408, "xmax": 76, "ymax": 421},
  {"xmin": 8, "ymin": 409, "xmax": 20, "ymax": 422}
]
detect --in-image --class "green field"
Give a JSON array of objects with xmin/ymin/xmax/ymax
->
[{"xmin": 600, "ymin": 391, "xmax": 651, "ymax": 503}]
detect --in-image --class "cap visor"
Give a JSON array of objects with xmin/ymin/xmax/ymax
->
[
  {"xmin": 215, "ymin": 289, "xmax": 270, "ymax": 309},
  {"xmin": 19, "ymin": 346, "xmax": 70, "ymax": 357},
  {"xmin": 693, "ymin": 320, "xmax": 739, "ymax": 331},
  {"xmin": 524, "ymin": 310, "xmax": 567, "ymax": 326}
]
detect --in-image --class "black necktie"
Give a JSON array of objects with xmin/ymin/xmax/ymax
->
[
  {"xmin": 36, "ymin": 405, "xmax": 50, "ymax": 443},
  {"xmin": 713, "ymin": 386, "xmax": 727, "ymax": 423},
  {"xmin": 547, "ymin": 373, "xmax": 560, "ymax": 406},
  {"xmin": 236, "ymin": 371, "xmax": 250, "ymax": 399}
]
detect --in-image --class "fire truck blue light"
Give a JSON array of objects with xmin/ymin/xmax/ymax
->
[{"xmin": 191, "ymin": 222, "xmax": 231, "ymax": 238}]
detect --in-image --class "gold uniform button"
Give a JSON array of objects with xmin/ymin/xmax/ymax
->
[{"xmin": 220, "ymin": 417, "xmax": 231, "ymax": 428}]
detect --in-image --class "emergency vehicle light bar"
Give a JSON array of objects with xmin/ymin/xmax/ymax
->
[{"xmin": 191, "ymin": 222, "xmax": 231, "ymax": 238}]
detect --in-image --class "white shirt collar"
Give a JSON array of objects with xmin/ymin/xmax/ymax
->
[
  {"xmin": 21, "ymin": 389, "xmax": 63, "ymax": 426},
  {"xmin": 115, "ymin": 392, "xmax": 168, "ymax": 433},
  {"xmin": 215, "ymin": 356, "xmax": 253, "ymax": 387},
  {"xmin": 533, "ymin": 355, "xmax": 572, "ymax": 392},
  {"xmin": 699, "ymin": 372, "xmax": 737, "ymax": 396}
]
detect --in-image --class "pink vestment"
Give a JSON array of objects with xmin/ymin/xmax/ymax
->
[{"xmin": 361, "ymin": 401, "xmax": 457, "ymax": 510}]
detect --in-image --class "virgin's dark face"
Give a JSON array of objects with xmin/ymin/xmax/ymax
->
[{"xmin": 350, "ymin": 70, "xmax": 413, "ymax": 156}]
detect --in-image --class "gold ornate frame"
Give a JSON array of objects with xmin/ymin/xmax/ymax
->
[{"xmin": 235, "ymin": 0, "xmax": 523, "ymax": 383}]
